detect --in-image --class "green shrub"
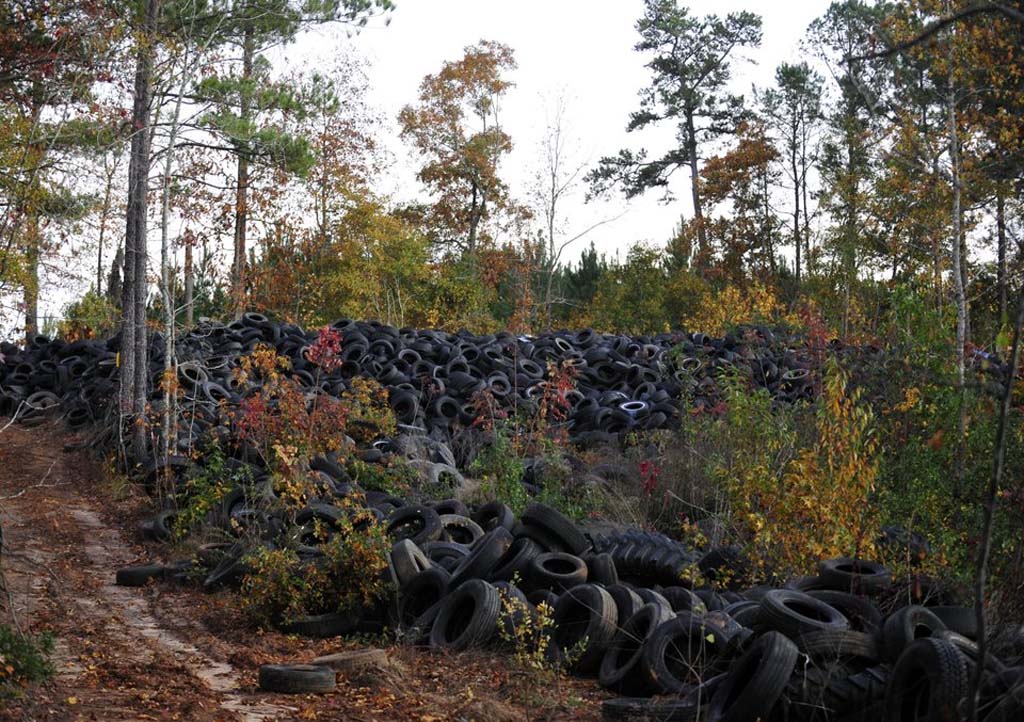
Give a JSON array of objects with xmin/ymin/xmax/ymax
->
[{"xmin": 0, "ymin": 625, "xmax": 54, "ymax": 695}]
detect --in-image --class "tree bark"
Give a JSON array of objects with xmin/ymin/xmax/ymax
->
[
  {"xmin": 946, "ymin": 14, "xmax": 967, "ymax": 499},
  {"xmin": 22, "ymin": 213, "xmax": 39, "ymax": 340},
  {"xmin": 685, "ymin": 110, "xmax": 706, "ymax": 267},
  {"xmin": 121, "ymin": 0, "xmax": 159, "ymax": 462},
  {"xmin": 997, "ymin": 188, "xmax": 1007, "ymax": 324},
  {"xmin": 231, "ymin": 25, "xmax": 254, "ymax": 320},
  {"xmin": 792, "ymin": 145, "xmax": 801, "ymax": 283},
  {"xmin": 184, "ymin": 239, "xmax": 194, "ymax": 327}
]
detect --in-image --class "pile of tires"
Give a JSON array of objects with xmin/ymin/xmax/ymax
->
[{"xmin": 11, "ymin": 315, "xmax": 1009, "ymax": 466}]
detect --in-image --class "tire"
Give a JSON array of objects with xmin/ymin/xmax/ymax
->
[
  {"xmin": 389, "ymin": 538, "xmax": 432, "ymax": 588},
  {"xmin": 798, "ymin": 629, "xmax": 880, "ymax": 663},
  {"xmin": 824, "ymin": 666, "xmax": 891, "ymax": 719},
  {"xmin": 115, "ymin": 563, "xmax": 166, "ymax": 587},
  {"xmin": 881, "ymin": 606, "xmax": 947, "ymax": 662},
  {"xmin": 420, "ymin": 540, "xmax": 471, "ymax": 568},
  {"xmin": 697, "ymin": 546, "xmax": 751, "ymax": 589},
  {"xmin": 258, "ymin": 664, "xmax": 336, "ymax": 694},
  {"xmin": 431, "ymin": 498, "xmax": 468, "ymax": 517},
  {"xmin": 661, "ymin": 586, "xmax": 706, "ymax": 615},
  {"xmin": 639, "ymin": 613, "xmax": 731, "ymax": 695},
  {"xmin": 759, "ymin": 589, "xmax": 850, "ymax": 639},
  {"xmin": 707, "ymin": 631, "xmax": 799, "ymax": 722},
  {"xmin": 522, "ymin": 502, "xmax": 590, "ymax": 555},
  {"xmin": 928, "ymin": 606, "xmax": 978, "ymax": 640},
  {"xmin": 586, "ymin": 552, "xmax": 619, "ymax": 586},
  {"xmin": 429, "ymin": 578, "xmax": 501, "ymax": 651},
  {"xmin": 885, "ymin": 637, "xmax": 969, "ymax": 722},
  {"xmin": 449, "ymin": 527, "xmax": 513, "ymax": 588},
  {"xmin": 488, "ymin": 536, "xmax": 542, "ymax": 583},
  {"xmin": 279, "ymin": 611, "xmax": 359, "ymax": 638},
  {"xmin": 600, "ymin": 696, "xmax": 700, "ymax": 721},
  {"xmin": 807, "ymin": 589, "xmax": 883, "ymax": 633},
  {"xmin": 386, "ymin": 504, "xmax": 442, "ymax": 546},
  {"xmin": 493, "ymin": 581, "xmax": 534, "ymax": 641},
  {"xmin": 553, "ymin": 584, "xmax": 619, "ymax": 674},
  {"xmin": 605, "ymin": 584, "xmax": 645, "ymax": 628},
  {"xmin": 634, "ymin": 588, "xmax": 673, "ymax": 617},
  {"xmin": 439, "ymin": 514, "xmax": 484, "ymax": 546},
  {"xmin": 818, "ymin": 557, "xmax": 892, "ymax": 594},
  {"xmin": 598, "ymin": 602, "xmax": 674, "ymax": 694},
  {"xmin": 399, "ymin": 567, "xmax": 450, "ymax": 628},
  {"xmin": 529, "ymin": 552, "xmax": 589, "ymax": 593},
  {"xmin": 472, "ymin": 501, "xmax": 515, "ymax": 533}
]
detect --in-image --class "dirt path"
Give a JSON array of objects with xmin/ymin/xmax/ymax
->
[
  {"xmin": 0, "ymin": 425, "xmax": 292, "ymax": 722},
  {"xmin": 0, "ymin": 424, "xmax": 604, "ymax": 722}
]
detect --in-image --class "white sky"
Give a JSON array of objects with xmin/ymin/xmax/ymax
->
[
  {"xmin": 308, "ymin": 0, "xmax": 834, "ymax": 264},
  {"xmin": 18, "ymin": 0, "xmax": 835, "ymax": 335}
]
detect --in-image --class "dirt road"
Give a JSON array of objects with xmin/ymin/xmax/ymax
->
[{"xmin": 0, "ymin": 424, "xmax": 602, "ymax": 722}]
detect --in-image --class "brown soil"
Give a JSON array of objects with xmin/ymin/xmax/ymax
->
[{"xmin": 0, "ymin": 424, "xmax": 606, "ymax": 721}]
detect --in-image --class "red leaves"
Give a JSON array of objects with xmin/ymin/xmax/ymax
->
[{"xmin": 305, "ymin": 326, "xmax": 343, "ymax": 372}]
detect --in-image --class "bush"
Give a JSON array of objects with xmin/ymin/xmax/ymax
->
[
  {"xmin": 240, "ymin": 499, "xmax": 392, "ymax": 627},
  {"xmin": 0, "ymin": 625, "xmax": 54, "ymax": 695}
]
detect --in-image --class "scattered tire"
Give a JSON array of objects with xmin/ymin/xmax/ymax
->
[{"xmin": 258, "ymin": 664, "xmax": 336, "ymax": 694}]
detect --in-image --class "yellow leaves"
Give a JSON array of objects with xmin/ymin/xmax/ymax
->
[{"xmin": 66, "ymin": 697, "xmax": 78, "ymax": 706}]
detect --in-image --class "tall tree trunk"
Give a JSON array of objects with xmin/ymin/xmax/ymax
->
[
  {"xmin": 231, "ymin": 26, "xmax": 254, "ymax": 320},
  {"xmin": 792, "ymin": 149, "xmax": 801, "ymax": 283},
  {"xmin": 685, "ymin": 110, "xmax": 706, "ymax": 268},
  {"xmin": 96, "ymin": 154, "xmax": 118, "ymax": 296},
  {"xmin": 159, "ymin": 48, "xmax": 191, "ymax": 462},
  {"xmin": 184, "ymin": 240, "xmax": 194, "ymax": 327},
  {"xmin": 966, "ymin": 277, "xmax": 1024, "ymax": 722},
  {"xmin": 122, "ymin": 0, "xmax": 159, "ymax": 462},
  {"xmin": 997, "ymin": 188, "xmax": 1007, "ymax": 325},
  {"xmin": 946, "ymin": 16, "xmax": 967, "ymax": 499},
  {"xmin": 22, "ymin": 213, "xmax": 39, "ymax": 340}
]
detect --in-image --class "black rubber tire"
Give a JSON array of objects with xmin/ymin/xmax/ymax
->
[
  {"xmin": 399, "ymin": 567, "xmax": 451, "ymax": 628},
  {"xmin": 798, "ymin": 629, "xmax": 880, "ymax": 663},
  {"xmin": 824, "ymin": 666, "xmax": 891, "ymax": 718},
  {"xmin": 420, "ymin": 540, "xmax": 471, "ymax": 568},
  {"xmin": 818, "ymin": 557, "xmax": 892, "ymax": 594},
  {"xmin": 807, "ymin": 589, "xmax": 883, "ymax": 633},
  {"xmin": 600, "ymin": 696, "xmax": 700, "ymax": 721},
  {"xmin": 553, "ymin": 583, "xmax": 618, "ymax": 674},
  {"xmin": 634, "ymin": 588, "xmax": 673, "ymax": 617},
  {"xmin": 389, "ymin": 538, "xmax": 432, "ymax": 588},
  {"xmin": 884, "ymin": 637, "xmax": 969, "ymax": 722},
  {"xmin": 471, "ymin": 501, "xmax": 515, "ymax": 533},
  {"xmin": 928, "ymin": 606, "xmax": 978, "ymax": 640},
  {"xmin": 439, "ymin": 514, "xmax": 484, "ymax": 546},
  {"xmin": 522, "ymin": 502, "xmax": 590, "ymax": 555},
  {"xmin": 605, "ymin": 584, "xmax": 645, "ymax": 628},
  {"xmin": 697, "ymin": 546, "xmax": 751, "ymax": 589},
  {"xmin": 881, "ymin": 605, "xmax": 947, "ymax": 662},
  {"xmin": 386, "ymin": 504, "xmax": 443, "ymax": 546},
  {"xmin": 429, "ymin": 578, "xmax": 501, "ymax": 651},
  {"xmin": 598, "ymin": 602, "xmax": 674, "ymax": 694},
  {"xmin": 488, "ymin": 536, "xmax": 542, "ymax": 583},
  {"xmin": 431, "ymin": 498, "xmax": 468, "ymax": 517},
  {"xmin": 661, "ymin": 586, "xmax": 706, "ymax": 615},
  {"xmin": 449, "ymin": 527, "xmax": 513, "ymax": 588},
  {"xmin": 116, "ymin": 563, "xmax": 166, "ymax": 587},
  {"xmin": 529, "ymin": 552, "xmax": 589, "ymax": 593},
  {"xmin": 258, "ymin": 664, "xmax": 336, "ymax": 694},
  {"xmin": 695, "ymin": 588, "xmax": 726, "ymax": 612},
  {"xmin": 203, "ymin": 543, "xmax": 252, "ymax": 591},
  {"xmin": 982, "ymin": 681, "xmax": 1024, "ymax": 722},
  {"xmin": 639, "ymin": 613, "xmax": 731, "ymax": 695},
  {"xmin": 759, "ymin": 589, "xmax": 850, "ymax": 638},
  {"xmin": 278, "ymin": 611, "xmax": 359, "ymax": 638},
  {"xmin": 586, "ymin": 552, "xmax": 619, "ymax": 586},
  {"xmin": 707, "ymin": 631, "xmax": 799, "ymax": 722},
  {"xmin": 493, "ymin": 581, "xmax": 535, "ymax": 641}
]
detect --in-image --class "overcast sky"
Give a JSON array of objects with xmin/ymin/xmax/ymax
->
[{"xmin": 298, "ymin": 0, "xmax": 834, "ymax": 264}]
